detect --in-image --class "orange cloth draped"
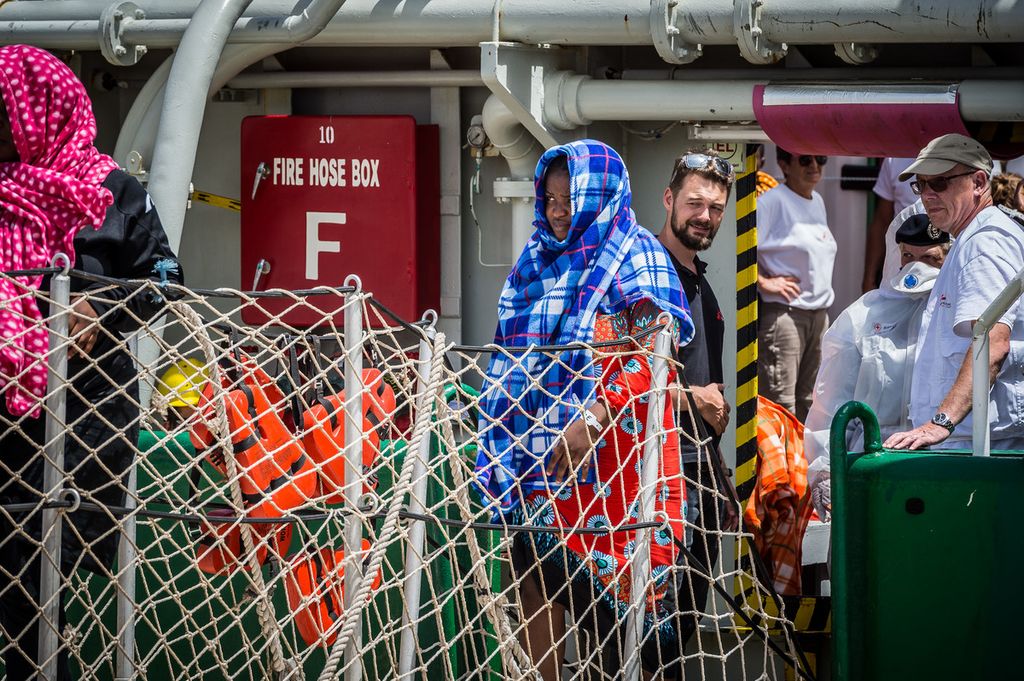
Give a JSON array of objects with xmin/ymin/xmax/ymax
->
[{"xmin": 744, "ymin": 396, "xmax": 812, "ymax": 595}]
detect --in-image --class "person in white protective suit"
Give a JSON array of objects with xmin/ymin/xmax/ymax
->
[{"xmin": 804, "ymin": 209, "xmax": 950, "ymax": 518}]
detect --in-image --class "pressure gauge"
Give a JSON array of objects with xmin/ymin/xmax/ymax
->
[{"xmin": 466, "ymin": 115, "xmax": 490, "ymax": 150}]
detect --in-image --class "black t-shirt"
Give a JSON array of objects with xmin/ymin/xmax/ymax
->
[{"xmin": 670, "ymin": 252, "xmax": 725, "ymax": 463}]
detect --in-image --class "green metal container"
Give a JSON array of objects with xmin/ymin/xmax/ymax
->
[
  {"xmin": 831, "ymin": 401, "xmax": 1024, "ymax": 681},
  {"xmin": 56, "ymin": 420, "xmax": 500, "ymax": 681}
]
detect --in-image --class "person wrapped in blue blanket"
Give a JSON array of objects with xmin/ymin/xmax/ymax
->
[{"xmin": 476, "ymin": 140, "xmax": 695, "ymax": 679}]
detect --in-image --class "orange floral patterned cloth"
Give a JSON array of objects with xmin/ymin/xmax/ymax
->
[{"xmin": 517, "ymin": 299, "xmax": 686, "ymax": 636}]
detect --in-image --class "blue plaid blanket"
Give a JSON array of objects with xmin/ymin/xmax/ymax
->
[{"xmin": 475, "ymin": 139, "xmax": 694, "ymax": 516}]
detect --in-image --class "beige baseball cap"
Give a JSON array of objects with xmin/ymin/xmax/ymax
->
[{"xmin": 899, "ymin": 133, "xmax": 993, "ymax": 181}]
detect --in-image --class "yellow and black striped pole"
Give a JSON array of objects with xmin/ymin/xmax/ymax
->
[{"xmin": 734, "ymin": 152, "xmax": 759, "ymax": 507}]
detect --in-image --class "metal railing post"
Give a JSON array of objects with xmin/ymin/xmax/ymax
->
[
  {"xmin": 398, "ymin": 313, "xmax": 438, "ymax": 680},
  {"xmin": 971, "ymin": 266, "xmax": 1024, "ymax": 456},
  {"xmin": 115, "ymin": 460, "xmax": 138, "ymax": 681},
  {"xmin": 38, "ymin": 253, "xmax": 72, "ymax": 680},
  {"xmin": 623, "ymin": 319, "xmax": 673, "ymax": 681},
  {"xmin": 342, "ymin": 276, "xmax": 365, "ymax": 681}
]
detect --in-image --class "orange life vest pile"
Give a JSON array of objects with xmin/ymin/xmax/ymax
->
[{"xmin": 186, "ymin": 357, "xmax": 395, "ymax": 643}]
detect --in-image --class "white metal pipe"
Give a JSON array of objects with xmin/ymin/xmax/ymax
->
[
  {"xmin": 227, "ymin": 70, "xmax": 483, "ymax": 89},
  {"xmin": 758, "ymin": 0, "xmax": 1024, "ymax": 45},
  {"xmin": 481, "ymin": 96, "xmax": 541, "ymax": 257},
  {"xmin": 973, "ymin": 332, "xmax": 992, "ymax": 457},
  {"xmin": 430, "ymin": 50, "xmax": 465, "ymax": 344},
  {"xmin": 622, "ymin": 322, "xmax": 672, "ymax": 681},
  {"xmin": 958, "ymin": 81, "xmax": 1024, "ymax": 123},
  {"xmin": 482, "ymin": 95, "xmax": 542, "ymax": 178},
  {"xmin": 146, "ymin": 0, "xmax": 257, "ymax": 255},
  {"xmin": 971, "ymin": 266, "xmax": 1024, "ymax": 456},
  {"xmin": 398, "ymin": 334, "xmax": 436, "ymax": 681},
  {"xmin": 569, "ymin": 79, "xmax": 761, "ymax": 123},
  {"xmin": 115, "ymin": 463, "xmax": 138, "ymax": 681},
  {"xmin": 342, "ymin": 285, "xmax": 365, "ymax": 681},
  {"xmin": 39, "ymin": 256, "xmax": 72, "ymax": 681},
  {"xmin": 114, "ymin": 43, "xmax": 284, "ymax": 176},
  {"xmin": 3, "ymin": 0, "xmax": 1021, "ymax": 49}
]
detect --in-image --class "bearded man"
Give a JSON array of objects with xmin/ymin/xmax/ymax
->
[{"xmin": 657, "ymin": 149, "xmax": 738, "ymax": 637}]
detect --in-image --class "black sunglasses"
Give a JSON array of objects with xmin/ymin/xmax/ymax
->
[
  {"xmin": 910, "ymin": 170, "xmax": 976, "ymax": 195},
  {"xmin": 797, "ymin": 155, "xmax": 828, "ymax": 167}
]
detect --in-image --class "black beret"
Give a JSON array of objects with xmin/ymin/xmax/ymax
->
[{"xmin": 895, "ymin": 213, "xmax": 949, "ymax": 247}]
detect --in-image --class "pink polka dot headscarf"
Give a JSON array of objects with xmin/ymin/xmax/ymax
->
[{"xmin": 0, "ymin": 45, "xmax": 119, "ymax": 418}]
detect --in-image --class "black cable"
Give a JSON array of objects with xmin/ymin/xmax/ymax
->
[
  {"xmin": 449, "ymin": 321, "xmax": 666, "ymax": 354},
  {"xmin": 1, "ymin": 267, "xmax": 62, "ymax": 277},
  {"xmin": 673, "ymin": 537, "xmax": 817, "ymax": 681},
  {"xmin": 1, "ymin": 498, "xmax": 665, "ymax": 536},
  {"xmin": 676, "ymin": 374, "xmax": 818, "ymax": 681}
]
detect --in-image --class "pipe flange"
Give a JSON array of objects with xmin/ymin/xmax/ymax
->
[
  {"xmin": 834, "ymin": 42, "xmax": 880, "ymax": 65},
  {"xmin": 544, "ymin": 70, "xmax": 592, "ymax": 131},
  {"xmin": 650, "ymin": 0, "xmax": 703, "ymax": 65},
  {"xmin": 100, "ymin": 2, "xmax": 149, "ymax": 67},
  {"xmin": 734, "ymin": 0, "xmax": 787, "ymax": 65}
]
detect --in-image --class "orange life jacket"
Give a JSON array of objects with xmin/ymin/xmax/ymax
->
[
  {"xmin": 194, "ymin": 508, "xmax": 293, "ymax": 576},
  {"xmin": 192, "ymin": 380, "xmax": 318, "ymax": 518},
  {"xmin": 284, "ymin": 539, "xmax": 382, "ymax": 647},
  {"xmin": 301, "ymin": 368, "xmax": 396, "ymax": 503}
]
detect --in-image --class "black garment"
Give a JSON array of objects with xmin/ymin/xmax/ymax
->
[
  {"xmin": 668, "ymin": 252, "xmax": 725, "ymax": 463},
  {"xmin": 675, "ymin": 461, "xmax": 725, "ymax": 640},
  {"xmin": 510, "ymin": 532, "xmax": 691, "ymax": 677},
  {"xmin": 0, "ymin": 169, "xmax": 182, "ymax": 680}
]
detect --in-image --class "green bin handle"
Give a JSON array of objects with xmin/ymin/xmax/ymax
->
[{"xmin": 829, "ymin": 400, "xmax": 880, "ymax": 681}]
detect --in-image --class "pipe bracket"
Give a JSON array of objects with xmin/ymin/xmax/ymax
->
[
  {"xmin": 650, "ymin": 0, "xmax": 702, "ymax": 65},
  {"xmin": 834, "ymin": 42, "xmax": 880, "ymax": 65},
  {"xmin": 734, "ymin": 0, "xmax": 787, "ymax": 65},
  {"xmin": 480, "ymin": 41, "xmax": 579, "ymax": 148},
  {"xmin": 100, "ymin": 1, "xmax": 148, "ymax": 67}
]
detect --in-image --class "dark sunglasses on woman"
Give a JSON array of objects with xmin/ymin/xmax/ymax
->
[{"xmin": 798, "ymin": 155, "xmax": 828, "ymax": 167}]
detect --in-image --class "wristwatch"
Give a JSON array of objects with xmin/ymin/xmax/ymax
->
[{"xmin": 930, "ymin": 412, "xmax": 956, "ymax": 433}]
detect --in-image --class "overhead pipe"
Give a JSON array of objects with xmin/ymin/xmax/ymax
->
[
  {"xmin": 147, "ymin": 0, "xmax": 260, "ymax": 254},
  {"xmin": 539, "ymin": 75, "xmax": 1024, "ymax": 128},
  {"xmin": 0, "ymin": 0, "xmax": 1021, "ymax": 57},
  {"xmin": 114, "ymin": 43, "xmax": 285, "ymax": 169},
  {"xmin": 227, "ymin": 70, "xmax": 483, "ymax": 89}
]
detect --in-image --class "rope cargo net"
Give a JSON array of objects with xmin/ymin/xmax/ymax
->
[{"xmin": 0, "ymin": 265, "xmax": 806, "ymax": 681}]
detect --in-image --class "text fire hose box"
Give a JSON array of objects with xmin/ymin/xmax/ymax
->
[{"xmin": 240, "ymin": 115, "xmax": 439, "ymax": 326}]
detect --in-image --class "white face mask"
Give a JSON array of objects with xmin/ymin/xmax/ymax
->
[{"xmin": 889, "ymin": 260, "xmax": 940, "ymax": 296}]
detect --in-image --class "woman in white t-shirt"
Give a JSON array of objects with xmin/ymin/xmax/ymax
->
[{"xmin": 756, "ymin": 148, "xmax": 838, "ymax": 421}]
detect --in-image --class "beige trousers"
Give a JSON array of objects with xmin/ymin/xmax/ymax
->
[{"xmin": 757, "ymin": 301, "xmax": 828, "ymax": 422}]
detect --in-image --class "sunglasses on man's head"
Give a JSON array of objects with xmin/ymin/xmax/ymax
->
[
  {"xmin": 910, "ymin": 170, "xmax": 976, "ymax": 195},
  {"xmin": 674, "ymin": 153, "xmax": 735, "ymax": 183},
  {"xmin": 797, "ymin": 155, "xmax": 828, "ymax": 167}
]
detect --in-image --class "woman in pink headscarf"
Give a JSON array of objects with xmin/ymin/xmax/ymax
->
[{"xmin": 0, "ymin": 45, "xmax": 182, "ymax": 680}]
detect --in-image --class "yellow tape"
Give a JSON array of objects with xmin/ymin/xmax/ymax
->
[{"xmin": 191, "ymin": 190, "xmax": 242, "ymax": 213}]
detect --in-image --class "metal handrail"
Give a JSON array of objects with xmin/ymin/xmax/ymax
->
[{"xmin": 971, "ymin": 266, "xmax": 1024, "ymax": 456}]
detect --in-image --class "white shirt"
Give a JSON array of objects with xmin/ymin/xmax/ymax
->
[
  {"xmin": 880, "ymin": 200, "xmax": 927, "ymax": 285},
  {"xmin": 804, "ymin": 261, "xmax": 936, "ymax": 488},
  {"xmin": 757, "ymin": 184, "xmax": 837, "ymax": 310},
  {"xmin": 873, "ymin": 157, "xmax": 918, "ymax": 215},
  {"xmin": 910, "ymin": 206, "xmax": 1024, "ymax": 447}
]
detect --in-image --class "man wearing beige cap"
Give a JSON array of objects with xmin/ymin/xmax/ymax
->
[{"xmin": 886, "ymin": 134, "xmax": 1024, "ymax": 451}]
